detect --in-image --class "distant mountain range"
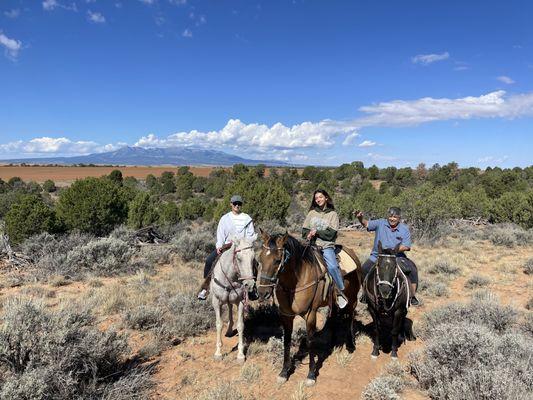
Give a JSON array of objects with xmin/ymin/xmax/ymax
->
[{"xmin": 0, "ymin": 146, "xmax": 291, "ymax": 167}]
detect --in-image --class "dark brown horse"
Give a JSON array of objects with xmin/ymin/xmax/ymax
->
[
  {"xmin": 363, "ymin": 241, "xmax": 416, "ymax": 359},
  {"xmin": 257, "ymin": 230, "xmax": 361, "ymax": 386}
]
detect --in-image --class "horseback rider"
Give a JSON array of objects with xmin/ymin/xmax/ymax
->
[
  {"xmin": 355, "ymin": 207, "xmax": 420, "ymax": 306},
  {"xmin": 302, "ymin": 189, "xmax": 349, "ymax": 309},
  {"xmin": 197, "ymin": 195, "xmax": 257, "ymax": 300}
]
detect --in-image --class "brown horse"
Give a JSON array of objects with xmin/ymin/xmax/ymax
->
[{"xmin": 257, "ymin": 230, "xmax": 361, "ymax": 386}]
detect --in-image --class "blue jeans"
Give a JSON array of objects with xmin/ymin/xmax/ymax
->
[{"xmin": 322, "ymin": 247, "xmax": 344, "ymax": 291}]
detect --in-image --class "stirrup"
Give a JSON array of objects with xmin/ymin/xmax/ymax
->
[
  {"xmin": 336, "ymin": 292, "xmax": 348, "ymax": 309},
  {"xmin": 360, "ymin": 293, "xmax": 368, "ymax": 304}
]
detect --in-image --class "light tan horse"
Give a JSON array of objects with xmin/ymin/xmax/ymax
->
[
  {"xmin": 210, "ymin": 238, "xmax": 256, "ymax": 362},
  {"xmin": 257, "ymin": 231, "xmax": 361, "ymax": 386}
]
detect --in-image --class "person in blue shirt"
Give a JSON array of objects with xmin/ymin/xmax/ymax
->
[{"xmin": 355, "ymin": 207, "xmax": 420, "ymax": 306}]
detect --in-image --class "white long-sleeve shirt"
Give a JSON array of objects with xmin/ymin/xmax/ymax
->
[{"xmin": 216, "ymin": 212, "xmax": 257, "ymax": 249}]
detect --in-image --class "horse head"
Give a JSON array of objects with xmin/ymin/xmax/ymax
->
[
  {"xmin": 232, "ymin": 237, "xmax": 256, "ymax": 294},
  {"xmin": 257, "ymin": 228, "xmax": 289, "ymax": 301},
  {"xmin": 376, "ymin": 240, "xmax": 400, "ymax": 299}
]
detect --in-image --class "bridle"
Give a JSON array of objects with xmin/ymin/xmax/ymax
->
[
  {"xmin": 365, "ymin": 253, "xmax": 410, "ymax": 312},
  {"xmin": 214, "ymin": 243, "xmax": 255, "ymax": 297},
  {"xmin": 257, "ymin": 244, "xmax": 290, "ymax": 289},
  {"xmin": 232, "ymin": 244, "xmax": 255, "ymax": 282}
]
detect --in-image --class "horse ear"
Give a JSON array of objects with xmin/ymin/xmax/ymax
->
[
  {"xmin": 259, "ymin": 228, "xmax": 270, "ymax": 244},
  {"xmin": 394, "ymin": 242, "xmax": 400, "ymax": 254},
  {"xmin": 378, "ymin": 240, "xmax": 383, "ymax": 253},
  {"xmin": 276, "ymin": 231, "xmax": 289, "ymax": 248}
]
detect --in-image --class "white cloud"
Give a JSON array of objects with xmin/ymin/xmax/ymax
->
[
  {"xmin": 43, "ymin": 0, "xmax": 59, "ymax": 10},
  {"xmin": 356, "ymin": 91, "xmax": 533, "ymax": 127},
  {"xmin": 135, "ymin": 118, "xmax": 357, "ymax": 151},
  {"xmin": 367, "ymin": 153, "xmax": 397, "ymax": 161},
  {"xmin": 4, "ymin": 9, "xmax": 20, "ymax": 18},
  {"xmin": 477, "ymin": 155, "xmax": 509, "ymax": 164},
  {"xmin": 0, "ymin": 32, "xmax": 22, "ymax": 60},
  {"xmin": 42, "ymin": 0, "xmax": 77, "ymax": 11},
  {"xmin": 182, "ymin": 28, "xmax": 192, "ymax": 38},
  {"xmin": 358, "ymin": 140, "xmax": 376, "ymax": 147},
  {"xmin": 0, "ymin": 137, "xmax": 122, "ymax": 157},
  {"xmin": 341, "ymin": 132, "xmax": 360, "ymax": 146},
  {"xmin": 87, "ymin": 10, "xmax": 106, "ymax": 23},
  {"xmin": 411, "ymin": 52, "xmax": 449, "ymax": 65},
  {"xmin": 139, "ymin": 0, "xmax": 155, "ymax": 4},
  {"xmin": 497, "ymin": 75, "xmax": 515, "ymax": 85},
  {"xmin": 169, "ymin": 0, "xmax": 187, "ymax": 5}
]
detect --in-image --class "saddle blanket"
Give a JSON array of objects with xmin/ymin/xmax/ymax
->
[{"xmin": 338, "ymin": 249, "xmax": 358, "ymax": 276}]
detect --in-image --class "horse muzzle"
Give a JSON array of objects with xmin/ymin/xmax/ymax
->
[{"xmin": 378, "ymin": 285, "xmax": 393, "ymax": 299}]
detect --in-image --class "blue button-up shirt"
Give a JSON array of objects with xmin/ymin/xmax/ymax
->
[{"xmin": 367, "ymin": 218, "xmax": 412, "ymax": 262}]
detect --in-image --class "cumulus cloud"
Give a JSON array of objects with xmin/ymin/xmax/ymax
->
[
  {"xmin": 497, "ymin": 75, "xmax": 515, "ymax": 84},
  {"xmin": 182, "ymin": 28, "xmax": 193, "ymax": 38},
  {"xmin": 0, "ymin": 137, "xmax": 121, "ymax": 157},
  {"xmin": 341, "ymin": 132, "xmax": 360, "ymax": 146},
  {"xmin": 0, "ymin": 32, "xmax": 22, "ymax": 60},
  {"xmin": 367, "ymin": 153, "xmax": 397, "ymax": 161},
  {"xmin": 412, "ymin": 52, "xmax": 449, "ymax": 65},
  {"xmin": 87, "ymin": 10, "xmax": 106, "ymax": 23},
  {"xmin": 135, "ymin": 119, "xmax": 358, "ymax": 151},
  {"xmin": 358, "ymin": 140, "xmax": 376, "ymax": 147}
]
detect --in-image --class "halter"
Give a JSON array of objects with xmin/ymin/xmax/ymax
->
[{"xmin": 375, "ymin": 254, "xmax": 398, "ymax": 289}]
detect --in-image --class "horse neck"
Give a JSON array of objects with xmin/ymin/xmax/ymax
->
[
  {"xmin": 278, "ymin": 257, "xmax": 314, "ymax": 289},
  {"xmin": 215, "ymin": 248, "xmax": 238, "ymax": 281}
]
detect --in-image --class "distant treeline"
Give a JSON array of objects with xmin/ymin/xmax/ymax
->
[{"xmin": 1, "ymin": 161, "xmax": 531, "ymax": 244}]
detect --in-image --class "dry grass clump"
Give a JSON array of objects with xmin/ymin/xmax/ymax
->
[
  {"xmin": 426, "ymin": 260, "xmax": 462, "ymax": 277},
  {"xmin": 526, "ymin": 297, "xmax": 533, "ymax": 310},
  {"xmin": 523, "ymin": 258, "xmax": 533, "ymax": 275},
  {"xmin": 362, "ymin": 361, "xmax": 406, "ymax": 400},
  {"xmin": 123, "ymin": 304, "xmax": 166, "ymax": 331},
  {"xmin": 410, "ymin": 296, "xmax": 532, "ymax": 400},
  {"xmin": 484, "ymin": 223, "xmax": 533, "ymax": 247},
  {"xmin": 239, "ymin": 363, "xmax": 261, "ymax": 383},
  {"xmin": 464, "ymin": 274, "xmax": 491, "ymax": 289},
  {"xmin": 192, "ymin": 380, "xmax": 255, "ymax": 400},
  {"xmin": 0, "ymin": 297, "xmax": 152, "ymax": 399},
  {"xmin": 418, "ymin": 279, "xmax": 449, "ymax": 297}
]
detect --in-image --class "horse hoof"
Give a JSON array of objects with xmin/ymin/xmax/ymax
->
[
  {"xmin": 391, "ymin": 354, "xmax": 398, "ymax": 359},
  {"xmin": 305, "ymin": 378, "xmax": 316, "ymax": 387},
  {"xmin": 237, "ymin": 356, "xmax": 245, "ymax": 364},
  {"xmin": 214, "ymin": 354, "xmax": 223, "ymax": 361},
  {"xmin": 225, "ymin": 329, "xmax": 237, "ymax": 338},
  {"xmin": 371, "ymin": 354, "xmax": 378, "ymax": 360},
  {"xmin": 277, "ymin": 376, "xmax": 287, "ymax": 384}
]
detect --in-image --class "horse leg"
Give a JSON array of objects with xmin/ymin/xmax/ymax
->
[
  {"xmin": 236, "ymin": 301, "xmax": 245, "ymax": 363},
  {"xmin": 277, "ymin": 315, "xmax": 294, "ymax": 384},
  {"xmin": 391, "ymin": 309, "xmax": 406, "ymax": 359},
  {"xmin": 225, "ymin": 303, "xmax": 237, "ymax": 337},
  {"xmin": 369, "ymin": 307, "xmax": 380, "ymax": 359},
  {"xmin": 212, "ymin": 296, "xmax": 223, "ymax": 360},
  {"xmin": 305, "ymin": 309, "xmax": 318, "ymax": 386}
]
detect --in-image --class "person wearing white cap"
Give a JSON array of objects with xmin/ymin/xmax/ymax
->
[{"xmin": 197, "ymin": 194, "xmax": 257, "ymax": 300}]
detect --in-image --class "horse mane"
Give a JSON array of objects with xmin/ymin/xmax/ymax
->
[{"xmin": 267, "ymin": 233, "xmax": 316, "ymax": 265}]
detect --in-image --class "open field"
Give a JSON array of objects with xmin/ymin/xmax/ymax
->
[
  {"xmin": 1, "ymin": 229, "xmax": 531, "ymax": 399},
  {"xmin": 0, "ymin": 165, "xmax": 220, "ymax": 184}
]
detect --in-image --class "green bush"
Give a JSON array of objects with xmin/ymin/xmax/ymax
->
[
  {"xmin": 128, "ymin": 192, "xmax": 160, "ymax": 229},
  {"xmin": 42, "ymin": 179, "xmax": 57, "ymax": 193},
  {"xmin": 56, "ymin": 177, "xmax": 128, "ymax": 236},
  {"xmin": 5, "ymin": 194, "xmax": 59, "ymax": 244}
]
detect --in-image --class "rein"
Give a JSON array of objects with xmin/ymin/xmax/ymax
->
[
  {"xmin": 259, "ymin": 243, "xmax": 325, "ymax": 318},
  {"xmin": 215, "ymin": 244, "xmax": 255, "ymax": 310}
]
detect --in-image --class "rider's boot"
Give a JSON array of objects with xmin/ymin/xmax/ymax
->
[{"xmin": 197, "ymin": 288, "xmax": 208, "ymax": 300}]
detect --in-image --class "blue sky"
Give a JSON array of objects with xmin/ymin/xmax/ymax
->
[{"xmin": 0, "ymin": 0, "xmax": 532, "ymax": 167}]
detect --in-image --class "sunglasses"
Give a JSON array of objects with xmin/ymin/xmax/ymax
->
[{"xmin": 232, "ymin": 202, "xmax": 243, "ymax": 207}]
